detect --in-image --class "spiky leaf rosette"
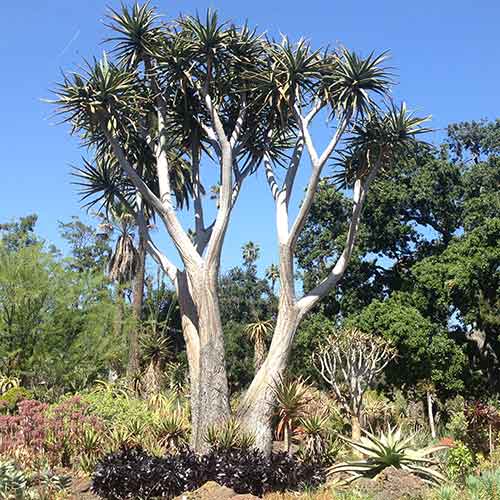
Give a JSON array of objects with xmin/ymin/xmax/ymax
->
[
  {"xmin": 332, "ymin": 101, "xmax": 431, "ymax": 188},
  {"xmin": 329, "ymin": 426, "xmax": 448, "ymax": 484}
]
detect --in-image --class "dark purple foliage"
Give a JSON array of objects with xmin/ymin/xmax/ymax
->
[{"xmin": 91, "ymin": 447, "xmax": 326, "ymax": 499}]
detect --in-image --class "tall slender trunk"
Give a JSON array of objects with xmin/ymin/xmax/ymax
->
[
  {"xmin": 427, "ymin": 390, "xmax": 436, "ymax": 439},
  {"xmin": 113, "ymin": 287, "xmax": 125, "ymax": 344},
  {"xmin": 177, "ymin": 268, "xmax": 231, "ymax": 453},
  {"xmin": 238, "ymin": 299, "xmax": 301, "ymax": 454},
  {"xmin": 128, "ymin": 233, "xmax": 146, "ymax": 380}
]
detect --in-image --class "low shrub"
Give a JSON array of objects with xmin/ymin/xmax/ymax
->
[
  {"xmin": 76, "ymin": 389, "xmax": 156, "ymax": 427},
  {"xmin": 445, "ymin": 441, "xmax": 475, "ymax": 483},
  {"xmin": 0, "ymin": 396, "xmax": 105, "ymax": 469},
  {"xmin": 465, "ymin": 469, "xmax": 500, "ymax": 499},
  {"xmin": 92, "ymin": 446, "xmax": 326, "ymax": 499},
  {"xmin": 0, "ymin": 387, "xmax": 33, "ymax": 414},
  {"xmin": 464, "ymin": 401, "xmax": 500, "ymax": 454},
  {"xmin": 92, "ymin": 447, "xmax": 204, "ymax": 499}
]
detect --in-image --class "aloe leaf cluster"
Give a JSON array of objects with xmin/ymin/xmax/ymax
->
[{"xmin": 329, "ymin": 426, "xmax": 448, "ymax": 484}]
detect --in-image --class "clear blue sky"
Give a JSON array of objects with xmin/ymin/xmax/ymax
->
[{"xmin": 1, "ymin": 1, "xmax": 499, "ymax": 273}]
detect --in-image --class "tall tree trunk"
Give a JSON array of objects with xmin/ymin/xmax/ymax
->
[
  {"xmin": 254, "ymin": 338, "xmax": 267, "ymax": 374},
  {"xmin": 351, "ymin": 414, "xmax": 362, "ymax": 441},
  {"xmin": 427, "ymin": 390, "xmax": 436, "ymax": 439},
  {"xmin": 128, "ymin": 233, "xmax": 146, "ymax": 380},
  {"xmin": 238, "ymin": 300, "xmax": 301, "ymax": 455},
  {"xmin": 113, "ymin": 287, "xmax": 125, "ymax": 346},
  {"xmin": 177, "ymin": 269, "xmax": 231, "ymax": 453}
]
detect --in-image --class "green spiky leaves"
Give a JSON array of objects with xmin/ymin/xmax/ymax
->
[
  {"xmin": 329, "ymin": 426, "xmax": 448, "ymax": 484},
  {"xmin": 333, "ymin": 102, "xmax": 432, "ymax": 188},
  {"xmin": 105, "ymin": 2, "xmax": 163, "ymax": 67}
]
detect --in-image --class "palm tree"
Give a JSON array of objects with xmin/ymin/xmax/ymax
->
[
  {"xmin": 245, "ymin": 319, "xmax": 273, "ymax": 373},
  {"xmin": 265, "ymin": 264, "xmax": 280, "ymax": 293},
  {"xmin": 98, "ymin": 205, "xmax": 142, "ymax": 380},
  {"xmin": 242, "ymin": 241, "xmax": 260, "ymax": 270}
]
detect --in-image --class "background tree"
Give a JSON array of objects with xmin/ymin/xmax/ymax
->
[
  {"xmin": 297, "ymin": 119, "xmax": 499, "ymax": 397},
  {"xmin": 0, "ymin": 214, "xmax": 39, "ymax": 252},
  {"xmin": 58, "ymin": 216, "xmax": 111, "ymax": 274},
  {"xmin": 265, "ymin": 264, "xmax": 280, "ymax": 293},
  {"xmin": 242, "ymin": 241, "xmax": 260, "ymax": 272},
  {"xmin": 0, "ymin": 223, "xmax": 119, "ymax": 394},
  {"xmin": 313, "ymin": 327, "xmax": 396, "ymax": 440}
]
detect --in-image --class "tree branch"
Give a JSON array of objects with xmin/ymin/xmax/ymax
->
[
  {"xmin": 297, "ymin": 160, "xmax": 379, "ymax": 315},
  {"xmin": 288, "ymin": 113, "xmax": 349, "ymax": 250}
]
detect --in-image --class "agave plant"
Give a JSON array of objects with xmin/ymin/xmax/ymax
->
[
  {"xmin": 296, "ymin": 412, "xmax": 338, "ymax": 463},
  {"xmin": 329, "ymin": 426, "xmax": 448, "ymax": 484},
  {"xmin": 147, "ymin": 391, "xmax": 177, "ymax": 414},
  {"xmin": 0, "ymin": 460, "xmax": 28, "ymax": 498},
  {"xmin": 106, "ymin": 425, "xmax": 133, "ymax": 452}
]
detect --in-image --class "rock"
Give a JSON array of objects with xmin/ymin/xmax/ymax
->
[
  {"xmin": 174, "ymin": 481, "xmax": 259, "ymax": 500},
  {"xmin": 355, "ymin": 467, "xmax": 429, "ymax": 500},
  {"xmin": 68, "ymin": 475, "xmax": 100, "ymax": 499}
]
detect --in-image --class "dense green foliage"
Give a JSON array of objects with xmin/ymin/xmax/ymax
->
[
  {"xmin": 296, "ymin": 120, "xmax": 499, "ymax": 398},
  {"xmin": 0, "ymin": 218, "xmax": 123, "ymax": 394}
]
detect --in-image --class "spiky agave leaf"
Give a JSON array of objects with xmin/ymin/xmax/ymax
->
[
  {"xmin": 271, "ymin": 375, "xmax": 311, "ymax": 442},
  {"xmin": 329, "ymin": 426, "xmax": 449, "ymax": 484}
]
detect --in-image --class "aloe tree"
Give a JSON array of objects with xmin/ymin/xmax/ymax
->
[
  {"xmin": 313, "ymin": 328, "xmax": 397, "ymax": 441},
  {"xmin": 53, "ymin": 3, "xmax": 429, "ymax": 452}
]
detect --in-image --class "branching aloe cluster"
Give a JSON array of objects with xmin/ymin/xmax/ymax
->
[{"xmin": 51, "ymin": 2, "xmax": 431, "ymax": 451}]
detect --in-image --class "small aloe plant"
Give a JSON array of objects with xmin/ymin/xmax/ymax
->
[
  {"xmin": 205, "ymin": 418, "xmax": 255, "ymax": 451},
  {"xmin": 329, "ymin": 425, "xmax": 448, "ymax": 484}
]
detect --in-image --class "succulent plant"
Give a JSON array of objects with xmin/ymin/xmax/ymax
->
[
  {"xmin": 329, "ymin": 425, "xmax": 448, "ymax": 484},
  {"xmin": 0, "ymin": 460, "xmax": 28, "ymax": 498},
  {"xmin": 204, "ymin": 418, "xmax": 255, "ymax": 451}
]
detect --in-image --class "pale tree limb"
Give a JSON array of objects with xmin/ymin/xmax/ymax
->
[
  {"xmin": 296, "ymin": 159, "xmax": 380, "ymax": 316},
  {"xmin": 204, "ymin": 94, "xmax": 245, "ymax": 269},
  {"xmin": 288, "ymin": 110, "xmax": 350, "ymax": 250},
  {"xmin": 264, "ymin": 152, "xmax": 280, "ymax": 202},
  {"xmin": 102, "ymin": 124, "xmax": 201, "ymax": 269},
  {"xmin": 191, "ymin": 136, "xmax": 208, "ymax": 255}
]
